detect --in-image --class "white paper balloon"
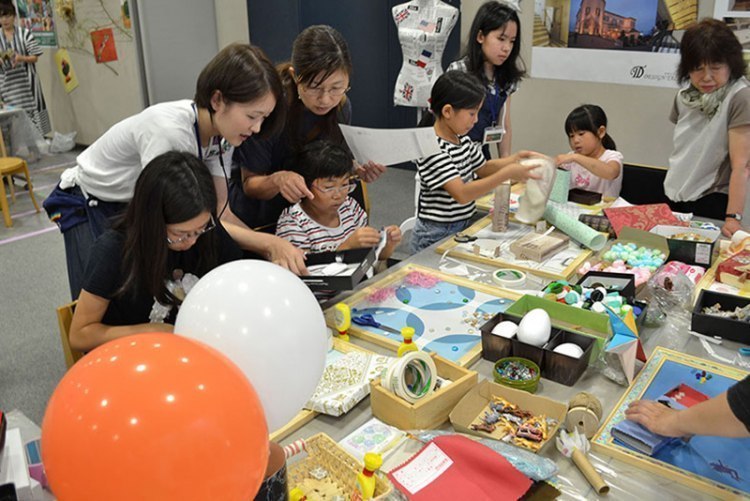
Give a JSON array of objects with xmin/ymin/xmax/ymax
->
[{"xmin": 174, "ymin": 260, "xmax": 327, "ymax": 432}]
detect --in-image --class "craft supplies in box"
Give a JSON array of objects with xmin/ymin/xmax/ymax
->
[
  {"xmin": 494, "ymin": 357, "xmax": 541, "ymax": 393},
  {"xmin": 650, "ymin": 225, "xmax": 720, "ymax": 267},
  {"xmin": 301, "ymin": 247, "xmax": 377, "ymax": 291},
  {"xmin": 450, "ymin": 380, "xmax": 567, "ymax": 453},
  {"xmin": 380, "ymin": 351, "xmax": 438, "ymax": 404},
  {"xmin": 286, "ymin": 433, "xmax": 392, "ymax": 500},
  {"xmin": 691, "ymin": 289, "xmax": 750, "ymax": 344},
  {"xmin": 543, "ymin": 330, "xmax": 595, "ymax": 386},
  {"xmin": 715, "ymin": 249, "xmax": 750, "ymax": 292},
  {"xmin": 370, "ymin": 353, "xmax": 477, "ymax": 430},
  {"xmin": 510, "ymin": 230, "xmax": 569, "ymax": 262}
]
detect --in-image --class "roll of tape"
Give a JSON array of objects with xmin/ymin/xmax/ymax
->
[
  {"xmin": 383, "ymin": 351, "xmax": 437, "ymax": 404},
  {"xmin": 492, "ymin": 268, "xmax": 527, "ymax": 289}
]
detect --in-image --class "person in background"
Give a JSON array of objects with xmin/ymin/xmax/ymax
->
[
  {"xmin": 665, "ymin": 18, "xmax": 750, "ymax": 237},
  {"xmin": 44, "ymin": 43, "xmax": 305, "ymax": 300},
  {"xmin": 448, "ymin": 1, "xmax": 524, "ymax": 159},
  {"xmin": 411, "ymin": 70, "xmax": 540, "ymax": 253},
  {"xmin": 0, "ymin": 0, "xmax": 50, "ymax": 136},
  {"xmin": 555, "ymin": 104, "xmax": 624, "ymax": 198},
  {"xmin": 626, "ymin": 375, "xmax": 750, "ymax": 438},
  {"xmin": 229, "ymin": 25, "xmax": 386, "ymax": 233},
  {"xmin": 69, "ymin": 152, "xmax": 243, "ymax": 352},
  {"xmin": 276, "ymin": 140, "xmax": 401, "ymax": 268}
]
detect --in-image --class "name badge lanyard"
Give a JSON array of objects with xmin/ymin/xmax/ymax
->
[
  {"xmin": 488, "ymin": 82, "xmax": 501, "ymax": 127},
  {"xmin": 483, "ymin": 83, "xmax": 506, "ymax": 145},
  {"xmin": 192, "ymin": 103, "xmax": 229, "ymax": 217}
]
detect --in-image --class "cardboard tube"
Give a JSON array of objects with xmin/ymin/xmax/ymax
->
[{"xmin": 572, "ymin": 449, "xmax": 609, "ymax": 495}]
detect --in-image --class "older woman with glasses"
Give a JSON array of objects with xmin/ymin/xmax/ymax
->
[
  {"xmin": 228, "ymin": 25, "xmax": 387, "ymax": 234},
  {"xmin": 69, "ymin": 152, "xmax": 242, "ymax": 352}
]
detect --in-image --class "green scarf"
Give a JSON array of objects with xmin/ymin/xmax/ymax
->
[{"xmin": 678, "ymin": 80, "xmax": 734, "ymax": 119}]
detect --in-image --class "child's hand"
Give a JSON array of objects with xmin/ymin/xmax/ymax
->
[
  {"xmin": 272, "ymin": 170, "xmax": 314, "ymax": 203},
  {"xmin": 340, "ymin": 227, "xmax": 381, "ymax": 250},
  {"xmin": 555, "ymin": 153, "xmax": 577, "ymax": 166},
  {"xmin": 356, "ymin": 161, "xmax": 387, "ymax": 183},
  {"xmin": 510, "ymin": 150, "xmax": 545, "ymax": 163},
  {"xmin": 504, "ymin": 162, "xmax": 543, "ymax": 182},
  {"xmin": 385, "ymin": 225, "xmax": 402, "ymax": 247}
]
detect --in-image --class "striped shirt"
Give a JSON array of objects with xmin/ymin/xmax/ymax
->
[
  {"xmin": 416, "ymin": 136, "xmax": 485, "ymax": 223},
  {"xmin": 276, "ymin": 197, "xmax": 368, "ymax": 253},
  {"xmin": 0, "ymin": 27, "xmax": 50, "ymax": 135}
]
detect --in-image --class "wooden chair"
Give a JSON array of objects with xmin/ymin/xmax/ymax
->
[
  {"xmin": 0, "ymin": 130, "xmax": 40, "ymax": 227},
  {"xmin": 56, "ymin": 301, "xmax": 84, "ymax": 369}
]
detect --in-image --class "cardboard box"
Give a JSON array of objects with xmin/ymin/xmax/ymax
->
[
  {"xmin": 568, "ymin": 188, "xmax": 602, "ymax": 205},
  {"xmin": 504, "ymin": 295, "xmax": 610, "ymax": 360},
  {"xmin": 300, "ymin": 247, "xmax": 376, "ymax": 291},
  {"xmin": 691, "ymin": 290, "xmax": 750, "ymax": 345},
  {"xmin": 650, "ymin": 225, "xmax": 720, "ymax": 267},
  {"xmin": 449, "ymin": 379, "xmax": 567, "ymax": 452},
  {"xmin": 543, "ymin": 330, "xmax": 595, "ymax": 386},
  {"xmin": 370, "ymin": 354, "xmax": 478, "ymax": 430},
  {"xmin": 510, "ymin": 231, "xmax": 570, "ymax": 262}
]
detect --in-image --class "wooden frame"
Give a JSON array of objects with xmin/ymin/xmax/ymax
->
[
  {"xmin": 434, "ymin": 216, "xmax": 593, "ymax": 281},
  {"xmin": 592, "ymin": 347, "xmax": 750, "ymax": 500},
  {"xmin": 692, "ymin": 241, "xmax": 750, "ymax": 304},
  {"xmin": 269, "ymin": 338, "xmax": 377, "ymax": 442},
  {"xmin": 326, "ymin": 264, "xmax": 520, "ymax": 368}
]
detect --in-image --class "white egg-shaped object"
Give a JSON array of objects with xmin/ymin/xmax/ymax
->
[
  {"xmin": 491, "ymin": 321, "xmax": 518, "ymax": 339},
  {"xmin": 517, "ymin": 308, "xmax": 551, "ymax": 347},
  {"xmin": 553, "ymin": 342, "xmax": 584, "ymax": 359}
]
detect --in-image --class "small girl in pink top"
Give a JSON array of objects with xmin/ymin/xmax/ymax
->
[{"xmin": 555, "ymin": 104, "xmax": 624, "ymax": 198}]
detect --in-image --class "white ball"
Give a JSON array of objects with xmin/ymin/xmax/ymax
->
[
  {"xmin": 517, "ymin": 308, "xmax": 551, "ymax": 347},
  {"xmin": 491, "ymin": 321, "xmax": 518, "ymax": 339},
  {"xmin": 553, "ymin": 342, "xmax": 584, "ymax": 359}
]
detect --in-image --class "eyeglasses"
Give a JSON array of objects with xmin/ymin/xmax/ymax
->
[
  {"xmin": 313, "ymin": 180, "xmax": 358, "ymax": 195},
  {"xmin": 298, "ymin": 82, "xmax": 350, "ymax": 99},
  {"xmin": 166, "ymin": 215, "xmax": 216, "ymax": 245}
]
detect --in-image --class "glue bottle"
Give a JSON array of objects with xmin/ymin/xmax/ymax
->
[
  {"xmin": 352, "ymin": 452, "xmax": 383, "ymax": 500},
  {"xmin": 289, "ymin": 487, "xmax": 307, "ymax": 501},
  {"xmin": 397, "ymin": 326, "xmax": 418, "ymax": 357}
]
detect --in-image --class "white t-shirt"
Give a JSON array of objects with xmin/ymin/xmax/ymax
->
[
  {"xmin": 560, "ymin": 149, "xmax": 624, "ymax": 198},
  {"xmin": 65, "ymin": 100, "xmax": 233, "ymax": 202}
]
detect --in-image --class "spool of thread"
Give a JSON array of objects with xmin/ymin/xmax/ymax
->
[
  {"xmin": 566, "ymin": 392, "xmax": 603, "ymax": 439},
  {"xmin": 382, "ymin": 351, "xmax": 437, "ymax": 404},
  {"xmin": 492, "ymin": 268, "xmax": 527, "ymax": 289}
]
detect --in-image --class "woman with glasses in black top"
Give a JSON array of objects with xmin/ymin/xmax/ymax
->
[
  {"xmin": 69, "ymin": 152, "xmax": 242, "ymax": 352},
  {"xmin": 228, "ymin": 25, "xmax": 387, "ymax": 234}
]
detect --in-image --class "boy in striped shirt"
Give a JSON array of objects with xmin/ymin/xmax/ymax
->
[{"xmin": 276, "ymin": 141, "xmax": 401, "ymax": 262}]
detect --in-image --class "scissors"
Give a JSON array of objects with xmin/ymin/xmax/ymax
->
[{"xmin": 352, "ymin": 314, "xmax": 401, "ymax": 334}]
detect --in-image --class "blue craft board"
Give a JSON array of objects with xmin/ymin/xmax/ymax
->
[
  {"xmin": 595, "ymin": 348, "xmax": 750, "ymax": 497},
  {"xmin": 350, "ymin": 280, "xmax": 511, "ymax": 363}
]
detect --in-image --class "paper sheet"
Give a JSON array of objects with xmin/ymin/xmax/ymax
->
[{"xmin": 340, "ymin": 125, "xmax": 441, "ymax": 166}]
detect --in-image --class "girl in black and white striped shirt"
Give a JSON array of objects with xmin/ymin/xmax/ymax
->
[{"xmin": 411, "ymin": 71, "xmax": 540, "ymax": 253}]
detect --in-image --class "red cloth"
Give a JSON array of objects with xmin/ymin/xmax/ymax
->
[
  {"xmin": 387, "ymin": 435, "xmax": 532, "ymax": 500},
  {"xmin": 604, "ymin": 204, "xmax": 684, "ymax": 236}
]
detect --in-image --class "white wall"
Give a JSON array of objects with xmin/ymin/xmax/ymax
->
[{"xmin": 459, "ymin": 0, "xmax": 716, "ymax": 167}]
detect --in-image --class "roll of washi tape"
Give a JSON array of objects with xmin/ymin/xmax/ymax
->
[
  {"xmin": 383, "ymin": 351, "xmax": 438, "ymax": 404},
  {"xmin": 565, "ymin": 392, "xmax": 603, "ymax": 439},
  {"xmin": 492, "ymin": 268, "xmax": 527, "ymax": 289}
]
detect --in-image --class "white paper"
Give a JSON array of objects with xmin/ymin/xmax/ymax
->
[
  {"xmin": 340, "ymin": 124, "xmax": 441, "ymax": 166},
  {"xmin": 391, "ymin": 442, "xmax": 453, "ymax": 494}
]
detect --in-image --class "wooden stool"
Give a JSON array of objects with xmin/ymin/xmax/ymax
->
[{"xmin": 0, "ymin": 156, "xmax": 40, "ymax": 227}]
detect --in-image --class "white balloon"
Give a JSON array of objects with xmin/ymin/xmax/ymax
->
[{"xmin": 175, "ymin": 260, "xmax": 327, "ymax": 432}]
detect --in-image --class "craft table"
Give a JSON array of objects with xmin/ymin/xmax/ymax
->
[{"xmin": 282, "ymin": 233, "xmax": 748, "ymax": 500}]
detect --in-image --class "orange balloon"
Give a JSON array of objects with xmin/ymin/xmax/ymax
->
[{"xmin": 41, "ymin": 333, "xmax": 269, "ymax": 501}]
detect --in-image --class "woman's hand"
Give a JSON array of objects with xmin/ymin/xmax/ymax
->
[
  {"xmin": 722, "ymin": 217, "xmax": 743, "ymax": 238},
  {"xmin": 356, "ymin": 161, "xmax": 387, "ymax": 183},
  {"xmin": 271, "ymin": 170, "xmax": 314, "ymax": 203},
  {"xmin": 625, "ymin": 400, "xmax": 686, "ymax": 438},
  {"xmin": 266, "ymin": 237, "xmax": 308, "ymax": 275}
]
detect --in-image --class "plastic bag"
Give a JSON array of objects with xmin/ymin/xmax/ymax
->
[{"xmin": 49, "ymin": 131, "xmax": 77, "ymax": 153}]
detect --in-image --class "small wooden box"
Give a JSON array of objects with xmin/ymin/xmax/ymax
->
[
  {"xmin": 510, "ymin": 232, "xmax": 570, "ymax": 262},
  {"xmin": 370, "ymin": 353, "xmax": 478, "ymax": 430}
]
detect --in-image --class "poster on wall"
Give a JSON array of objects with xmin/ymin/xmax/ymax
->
[
  {"xmin": 14, "ymin": 0, "xmax": 57, "ymax": 47},
  {"xmin": 54, "ymin": 48, "xmax": 78, "ymax": 93},
  {"xmin": 530, "ymin": 0, "xmax": 698, "ymax": 88},
  {"xmin": 91, "ymin": 28, "xmax": 118, "ymax": 63}
]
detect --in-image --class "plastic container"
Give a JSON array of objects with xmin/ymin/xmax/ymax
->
[{"xmin": 493, "ymin": 357, "xmax": 541, "ymax": 393}]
